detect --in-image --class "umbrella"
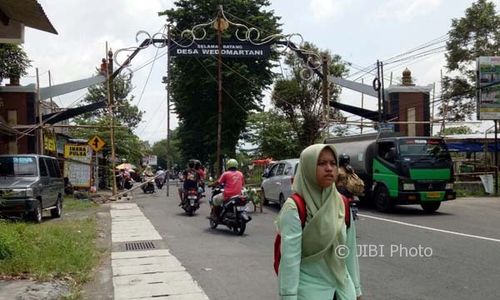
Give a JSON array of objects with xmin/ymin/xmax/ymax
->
[{"xmin": 116, "ymin": 163, "xmax": 136, "ymax": 170}]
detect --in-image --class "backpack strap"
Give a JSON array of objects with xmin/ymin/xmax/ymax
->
[
  {"xmin": 290, "ymin": 192, "xmax": 351, "ymax": 228},
  {"xmin": 290, "ymin": 193, "xmax": 307, "ymax": 228},
  {"xmin": 341, "ymin": 194, "xmax": 351, "ymax": 228}
]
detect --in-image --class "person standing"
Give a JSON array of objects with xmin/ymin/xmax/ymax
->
[{"xmin": 276, "ymin": 144, "xmax": 362, "ymax": 300}]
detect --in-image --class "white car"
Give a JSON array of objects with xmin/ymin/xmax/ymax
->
[{"xmin": 260, "ymin": 159, "xmax": 299, "ymax": 207}]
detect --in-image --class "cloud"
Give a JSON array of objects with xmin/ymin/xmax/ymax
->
[
  {"xmin": 309, "ymin": 0, "xmax": 346, "ymax": 21},
  {"xmin": 376, "ymin": 0, "xmax": 442, "ymax": 22}
]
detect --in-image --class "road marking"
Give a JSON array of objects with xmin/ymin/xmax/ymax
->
[{"xmin": 358, "ymin": 213, "xmax": 500, "ymax": 243}]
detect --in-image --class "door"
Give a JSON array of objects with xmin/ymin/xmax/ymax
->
[
  {"xmin": 44, "ymin": 157, "xmax": 61, "ymax": 206},
  {"xmin": 263, "ymin": 163, "xmax": 280, "ymax": 201},
  {"xmin": 280, "ymin": 162, "xmax": 294, "ymax": 200},
  {"xmin": 37, "ymin": 157, "xmax": 51, "ymax": 208}
]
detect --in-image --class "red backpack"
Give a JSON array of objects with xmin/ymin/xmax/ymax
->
[{"xmin": 273, "ymin": 193, "xmax": 351, "ymax": 275}]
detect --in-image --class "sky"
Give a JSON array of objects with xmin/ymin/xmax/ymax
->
[{"xmin": 20, "ymin": 0, "xmax": 494, "ymax": 144}]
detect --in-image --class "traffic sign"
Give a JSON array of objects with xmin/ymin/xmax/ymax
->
[{"xmin": 88, "ymin": 135, "xmax": 106, "ymax": 152}]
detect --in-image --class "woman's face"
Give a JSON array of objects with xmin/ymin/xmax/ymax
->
[{"xmin": 316, "ymin": 147, "xmax": 338, "ymax": 188}]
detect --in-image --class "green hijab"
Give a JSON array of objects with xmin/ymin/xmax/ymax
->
[{"xmin": 293, "ymin": 144, "xmax": 347, "ymax": 285}]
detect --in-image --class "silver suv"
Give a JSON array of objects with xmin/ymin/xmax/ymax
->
[
  {"xmin": 0, "ymin": 155, "xmax": 64, "ymax": 223},
  {"xmin": 261, "ymin": 158, "xmax": 299, "ymax": 207}
]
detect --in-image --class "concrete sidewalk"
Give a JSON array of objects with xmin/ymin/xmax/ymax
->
[{"xmin": 110, "ymin": 201, "xmax": 209, "ymax": 300}]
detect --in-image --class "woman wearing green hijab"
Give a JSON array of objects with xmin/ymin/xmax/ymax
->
[{"xmin": 277, "ymin": 144, "xmax": 362, "ymax": 300}]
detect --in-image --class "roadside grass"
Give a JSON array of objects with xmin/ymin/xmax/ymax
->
[{"xmin": 0, "ymin": 195, "xmax": 103, "ymax": 298}]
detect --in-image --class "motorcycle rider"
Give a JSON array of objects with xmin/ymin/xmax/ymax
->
[
  {"xmin": 178, "ymin": 159, "xmax": 200, "ymax": 206},
  {"xmin": 209, "ymin": 158, "xmax": 245, "ymax": 218},
  {"xmin": 336, "ymin": 153, "xmax": 364, "ymax": 220},
  {"xmin": 194, "ymin": 160, "xmax": 206, "ymax": 194},
  {"xmin": 155, "ymin": 166, "xmax": 166, "ymax": 189}
]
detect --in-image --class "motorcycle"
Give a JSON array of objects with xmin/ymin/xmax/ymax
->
[
  {"xmin": 209, "ymin": 185, "xmax": 252, "ymax": 235},
  {"xmin": 182, "ymin": 187, "xmax": 200, "ymax": 216},
  {"xmin": 141, "ymin": 176, "xmax": 155, "ymax": 194},
  {"xmin": 155, "ymin": 176, "xmax": 165, "ymax": 189}
]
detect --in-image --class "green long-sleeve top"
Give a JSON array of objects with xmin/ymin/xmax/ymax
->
[{"xmin": 277, "ymin": 199, "xmax": 362, "ymax": 300}]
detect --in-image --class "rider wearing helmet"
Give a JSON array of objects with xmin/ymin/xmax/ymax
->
[
  {"xmin": 210, "ymin": 158, "xmax": 245, "ymax": 216},
  {"xmin": 336, "ymin": 153, "xmax": 364, "ymax": 197},
  {"xmin": 178, "ymin": 159, "xmax": 200, "ymax": 205}
]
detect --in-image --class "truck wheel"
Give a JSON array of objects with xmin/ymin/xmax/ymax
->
[
  {"xmin": 50, "ymin": 196, "xmax": 62, "ymax": 218},
  {"xmin": 31, "ymin": 200, "xmax": 43, "ymax": 223},
  {"xmin": 375, "ymin": 185, "xmax": 393, "ymax": 212},
  {"xmin": 421, "ymin": 202, "xmax": 441, "ymax": 213},
  {"xmin": 262, "ymin": 189, "xmax": 269, "ymax": 205}
]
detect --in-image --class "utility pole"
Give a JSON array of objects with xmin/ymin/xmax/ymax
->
[
  {"xmin": 375, "ymin": 60, "xmax": 382, "ymax": 126},
  {"xmin": 215, "ymin": 6, "xmax": 228, "ymax": 177},
  {"xmin": 360, "ymin": 78, "xmax": 364, "ymax": 134},
  {"xmin": 36, "ymin": 68, "xmax": 44, "ymax": 155},
  {"xmin": 322, "ymin": 54, "xmax": 329, "ymax": 125},
  {"xmin": 440, "ymin": 69, "xmax": 447, "ymax": 135},
  {"xmin": 431, "ymin": 82, "xmax": 436, "ymax": 136},
  {"xmin": 165, "ymin": 23, "xmax": 171, "ymax": 196},
  {"xmin": 106, "ymin": 45, "xmax": 118, "ymax": 197}
]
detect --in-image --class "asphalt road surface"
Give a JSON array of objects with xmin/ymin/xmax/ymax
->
[{"xmin": 134, "ymin": 184, "xmax": 500, "ymax": 300}]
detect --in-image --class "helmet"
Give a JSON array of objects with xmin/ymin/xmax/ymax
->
[
  {"xmin": 194, "ymin": 160, "xmax": 202, "ymax": 169},
  {"xmin": 339, "ymin": 153, "xmax": 350, "ymax": 167},
  {"xmin": 226, "ymin": 158, "xmax": 238, "ymax": 169},
  {"xmin": 188, "ymin": 159, "xmax": 196, "ymax": 168}
]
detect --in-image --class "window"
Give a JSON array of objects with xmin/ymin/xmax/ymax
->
[
  {"xmin": 378, "ymin": 141, "xmax": 397, "ymax": 163},
  {"xmin": 44, "ymin": 158, "xmax": 58, "ymax": 177},
  {"xmin": 268, "ymin": 164, "xmax": 279, "ymax": 177},
  {"xmin": 276, "ymin": 163, "xmax": 285, "ymax": 176},
  {"xmin": 0, "ymin": 156, "xmax": 37, "ymax": 176},
  {"xmin": 407, "ymin": 107, "xmax": 416, "ymax": 136},
  {"xmin": 284, "ymin": 165, "xmax": 292, "ymax": 175},
  {"xmin": 38, "ymin": 158, "xmax": 48, "ymax": 177}
]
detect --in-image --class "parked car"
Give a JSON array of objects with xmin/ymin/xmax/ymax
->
[
  {"xmin": 260, "ymin": 158, "xmax": 299, "ymax": 207},
  {"xmin": 0, "ymin": 154, "xmax": 64, "ymax": 223}
]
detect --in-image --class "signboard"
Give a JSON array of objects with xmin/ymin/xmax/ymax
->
[
  {"xmin": 64, "ymin": 144, "xmax": 92, "ymax": 188},
  {"xmin": 142, "ymin": 155, "xmax": 157, "ymax": 166},
  {"xmin": 44, "ymin": 135, "xmax": 56, "ymax": 152},
  {"xmin": 169, "ymin": 40, "xmax": 270, "ymax": 58},
  {"xmin": 88, "ymin": 135, "xmax": 106, "ymax": 152},
  {"xmin": 477, "ymin": 56, "xmax": 500, "ymax": 120}
]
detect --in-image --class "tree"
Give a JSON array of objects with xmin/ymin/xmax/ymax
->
[
  {"xmin": 442, "ymin": 125, "xmax": 473, "ymax": 135},
  {"xmin": 272, "ymin": 42, "xmax": 349, "ymax": 150},
  {"xmin": 0, "ymin": 44, "xmax": 31, "ymax": 84},
  {"xmin": 78, "ymin": 72, "xmax": 143, "ymax": 128},
  {"xmin": 71, "ymin": 69, "xmax": 145, "ymax": 164},
  {"xmin": 151, "ymin": 129, "xmax": 182, "ymax": 169},
  {"xmin": 161, "ymin": 0, "xmax": 281, "ymax": 165},
  {"xmin": 441, "ymin": 0, "xmax": 500, "ymax": 121},
  {"xmin": 241, "ymin": 110, "xmax": 300, "ymax": 160}
]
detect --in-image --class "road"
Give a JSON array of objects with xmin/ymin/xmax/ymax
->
[{"xmin": 133, "ymin": 183, "xmax": 500, "ymax": 300}]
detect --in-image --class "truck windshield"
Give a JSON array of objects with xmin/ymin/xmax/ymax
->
[
  {"xmin": 398, "ymin": 139, "xmax": 451, "ymax": 161},
  {"xmin": 0, "ymin": 157, "xmax": 37, "ymax": 177}
]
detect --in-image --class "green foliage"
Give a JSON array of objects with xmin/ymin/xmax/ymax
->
[
  {"xmin": 241, "ymin": 110, "xmax": 300, "ymax": 160},
  {"xmin": 0, "ymin": 218, "xmax": 98, "ymax": 282},
  {"xmin": 272, "ymin": 42, "xmax": 350, "ymax": 149},
  {"xmin": 71, "ymin": 69, "xmax": 145, "ymax": 165},
  {"xmin": 0, "ymin": 44, "xmax": 32, "ymax": 81},
  {"xmin": 79, "ymin": 73, "xmax": 143, "ymax": 128},
  {"xmin": 151, "ymin": 129, "xmax": 182, "ymax": 168},
  {"xmin": 442, "ymin": 125, "xmax": 473, "ymax": 135},
  {"xmin": 162, "ymin": 0, "xmax": 281, "ymax": 164},
  {"xmin": 441, "ymin": 0, "xmax": 500, "ymax": 120}
]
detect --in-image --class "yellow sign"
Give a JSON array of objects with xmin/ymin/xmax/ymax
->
[
  {"xmin": 44, "ymin": 136, "xmax": 56, "ymax": 152},
  {"xmin": 64, "ymin": 145, "xmax": 89, "ymax": 158},
  {"xmin": 88, "ymin": 135, "xmax": 106, "ymax": 152}
]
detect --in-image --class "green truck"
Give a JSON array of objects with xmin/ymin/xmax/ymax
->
[{"xmin": 325, "ymin": 133, "xmax": 456, "ymax": 212}]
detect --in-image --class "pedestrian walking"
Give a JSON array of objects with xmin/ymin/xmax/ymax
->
[{"xmin": 276, "ymin": 144, "xmax": 362, "ymax": 300}]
